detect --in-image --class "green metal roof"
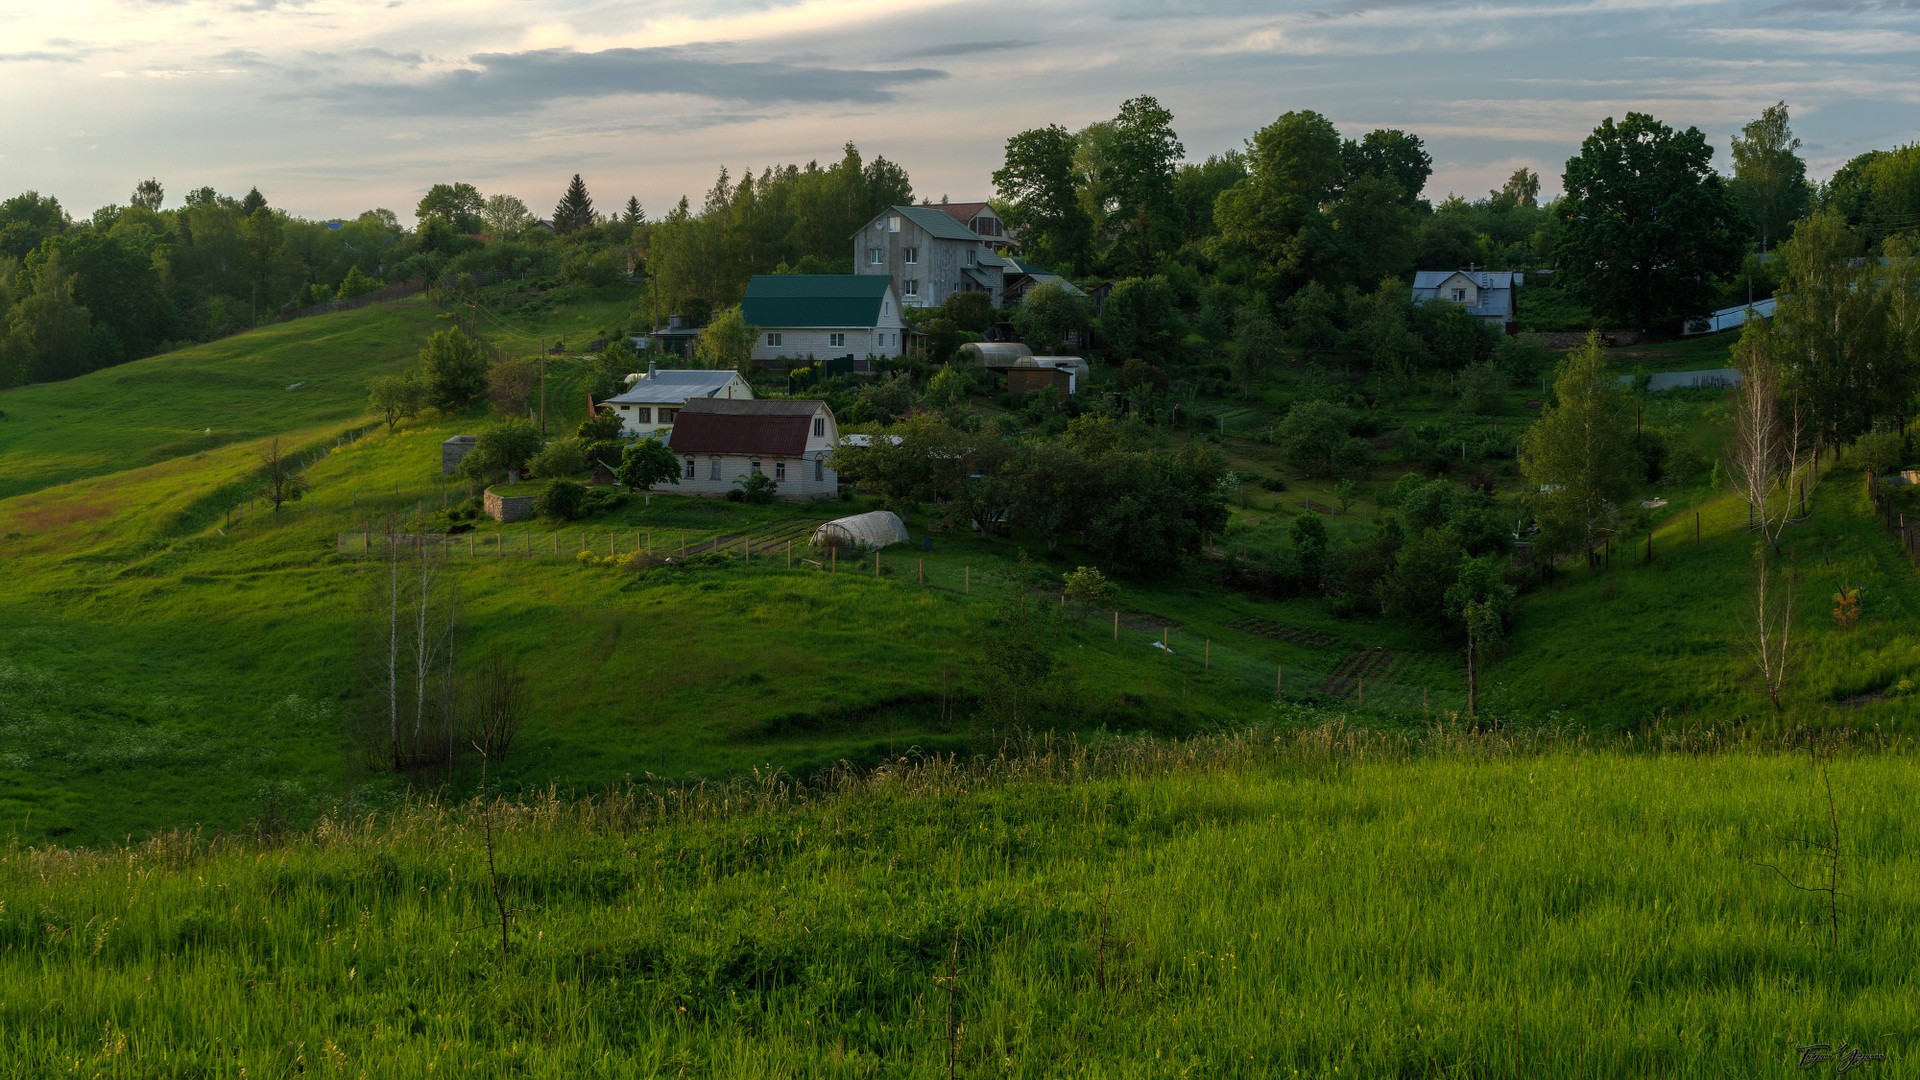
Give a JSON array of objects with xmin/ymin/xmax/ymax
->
[
  {"xmin": 889, "ymin": 204, "xmax": 985, "ymax": 243},
  {"xmin": 741, "ymin": 274, "xmax": 892, "ymax": 329}
]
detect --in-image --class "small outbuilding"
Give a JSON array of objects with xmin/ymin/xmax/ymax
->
[
  {"xmin": 958, "ymin": 342, "xmax": 1032, "ymax": 367},
  {"xmin": 812, "ymin": 510, "xmax": 910, "ymax": 552}
]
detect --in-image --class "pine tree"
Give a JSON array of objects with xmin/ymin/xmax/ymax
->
[
  {"xmin": 623, "ymin": 196, "xmax": 643, "ymax": 226},
  {"xmin": 553, "ymin": 175, "xmax": 594, "ymax": 234}
]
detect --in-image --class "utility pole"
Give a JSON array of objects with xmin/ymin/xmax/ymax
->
[{"xmin": 539, "ymin": 357, "xmax": 547, "ymax": 434}]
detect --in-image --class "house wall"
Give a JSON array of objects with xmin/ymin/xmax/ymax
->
[
  {"xmin": 751, "ymin": 326, "xmax": 905, "ymax": 365},
  {"xmin": 608, "ymin": 373, "xmax": 753, "ymax": 438},
  {"xmin": 659, "ymin": 452, "xmax": 839, "ymax": 500},
  {"xmin": 854, "ymin": 214, "xmax": 1002, "ymax": 308}
]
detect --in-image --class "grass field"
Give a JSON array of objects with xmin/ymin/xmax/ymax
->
[
  {"xmin": 3, "ymin": 724, "xmax": 1914, "ymax": 1077},
  {"xmin": 2, "ymin": 293, "xmax": 1916, "ymax": 847}
]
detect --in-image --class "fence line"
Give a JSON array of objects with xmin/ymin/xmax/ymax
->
[{"xmin": 334, "ymin": 528, "xmax": 1467, "ymax": 716}]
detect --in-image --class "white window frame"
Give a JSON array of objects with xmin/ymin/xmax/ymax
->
[
  {"xmin": 775, "ymin": 461, "xmax": 786, "ymax": 482},
  {"xmin": 813, "ymin": 417, "xmax": 825, "ymax": 438},
  {"xmin": 708, "ymin": 457, "xmax": 721, "ymax": 481},
  {"xmin": 766, "ymin": 332, "xmax": 782, "ymax": 347},
  {"xmin": 888, "ymin": 215, "xmax": 901, "ymax": 233},
  {"xmin": 1450, "ymin": 288, "xmax": 1467, "ymax": 303},
  {"xmin": 903, "ymin": 279, "xmax": 918, "ymax": 299},
  {"xmin": 749, "ymin": 459, "xmax": 763, "ymax": 476},
  {"xmin": 868, "ymin": 248, "xmax": 884, "ymax": 266},
  {"xmin": 633, "ymin": 406, "xmax": 652, "ymax": 424},
  {"xmin": 829, "ymin": 332, "xmax": 846, "ymax": 348},
  {"xmin": 903, "ymin": 246, "xmax": 918, "ymax": 265},
  {"xmin": 684, "ymin": 458, "xmax": 695, "ymax": 479},
  {"xmin": 815, "ymin": 457, "xmax": 824, "ymax": 482}
]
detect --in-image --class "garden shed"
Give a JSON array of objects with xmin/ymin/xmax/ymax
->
[{"xmin": 812, "ymin": 511, "xmax": 910, "ymax": 552}]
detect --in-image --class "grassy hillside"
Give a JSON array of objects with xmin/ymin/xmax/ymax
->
[
  {"xmin": 3, "ymin": 295, "xmax": 1916, "ymax": 846},
  {"xmin": 4, "ymin": 726, "xmax": 1913, "ymax": 1077}
]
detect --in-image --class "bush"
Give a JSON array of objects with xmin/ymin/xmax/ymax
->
[
  {"xmin": 736, "ymin": 471, "xmax": 778, "ymax": 504},
  {"xmin": 536, "ymin": 479, "xmax": 587, "ymax": 521},
  {"xmin": 1062, "ymin": 566, "xmax": 1118, "ymax": 609},
  {"xmin": 1457, "ymin": 361, "xmax": 1506, "ymax": 414},
  {"xmin": 527, "ymin": 436, "xmax": 589, "ymax": 480},
  {"xmin": 1273, "ymin": 400, "xmax": 1368, "ymax": 478},
  {"xmin": 1854, "ymin": 430, "xmax": 1904, "ymax": 477}
]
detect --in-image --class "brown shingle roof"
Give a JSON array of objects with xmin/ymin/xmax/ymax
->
[
  {"xmin": 926, "ymin": 201, "xmax": 992, "ymax": 225},
  {"xmin": 670, "ymin": 398, "xmax": 824, "ymax": 457}
]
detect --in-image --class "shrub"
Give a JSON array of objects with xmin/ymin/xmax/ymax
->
[
  {"xmin": 527, "ymin": 436, "xmax": 589, "ymax": 480},
  {"xmin": 1062, "ymin": 566, "xmax": 1118, "ymax": 609},
  {"xmin": 1854, "ymin": 430, "xmax": 1904, "ymax": 477},
  {"xmin": 736, "ymin": 471, "xmax": 778, "ymax": 504},
  {"xmin": 1457, "ymin": 361, "xmax": 1506, "ymax": 414},
  {"xmin": 536, "ymin": 479, "xmax": 587, "ymax": 521}
]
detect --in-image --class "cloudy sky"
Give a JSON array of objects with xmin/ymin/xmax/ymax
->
[{"xmin": 2, "ymin": 0, "xmax": 1916, "ymax": 222}]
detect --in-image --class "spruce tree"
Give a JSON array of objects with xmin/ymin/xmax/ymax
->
[
  {"xmin": 553, "ymin": 174, "xmax": 594, "ymax": 234},
  {"xmin": 623, "ymin": 196, "xmax": 643, "ymax": 226}
]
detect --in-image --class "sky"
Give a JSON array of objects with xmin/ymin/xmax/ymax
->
[{"xmin": 2, "ymin": 0, "xmax": 1917, "ymax": 223}]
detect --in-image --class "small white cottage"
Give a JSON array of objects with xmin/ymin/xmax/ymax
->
[
  {"xmin": 663, "ymin": 398, "xmax": 840, "ymax": 500},
  {"xmin": 601, "ymin": 364, "xmax": 753, "ymax": 438}
]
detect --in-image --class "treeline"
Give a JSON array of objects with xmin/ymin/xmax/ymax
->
[{"xmin": 644, "ymin": 143, "xmax": 912, "ymax": 318}]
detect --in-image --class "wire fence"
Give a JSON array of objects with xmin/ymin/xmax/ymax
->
[{"xmin": 335, "ymin": 526, "xmax": 1470, "ymax": 717}]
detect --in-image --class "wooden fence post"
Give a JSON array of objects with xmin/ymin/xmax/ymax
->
[
  {"xmin": 1423, "ymin": 687, "xmax": 1428, "ymax": 715},
  {"xmin": 1358, "ymin": 678, "xmax": 1364, "ymax": 708},
  {"xmin": 964, "ymin": 566, "xmax": 970, "ymax": 594},
  {"xmin": 874, "ymin": 551, "xmax": 881, "ymax": 579},
  {"xmin": 1205, "ymin": 639, "xmax": 1210, "ymax": 670},
  {"xmin": 787, "ymin": 540, "xmax": 793, "ymax": 568},
  {"xmin": 1695, "ymin": 511, "xmax": 1701, "ymax": 544},
  {"xmin": 745, "ymin": 537, "xmax": 751, "ymax": 562},
  {"xmin": 919, "ymin": 559, "xmax": 925, "ymax": 586},
  {"xmin": 469, "ymin": 535, "xmax": 474, "ymax": 555},
  {"xmin": 1112, "ymin": 610, "xmax": 1119, "ymax": 642},
  {"xmin": 1277, "ymin": 666, "xmax": 1283, "ymax": 697},
  {"xmin": 831, "ymin": 546, "xmax": 837, "ymax": 573},
  {"xmin": 681, "ymin": 533, "xmax": 686, "ymax": 557},
  {"xmin": 1161, "ymin": 627, "xmax": 1168, "ymax": 651}
]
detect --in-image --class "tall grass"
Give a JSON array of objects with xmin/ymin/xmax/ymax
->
[{"xmin": 3, "ymin": 723, "xmax": 1913, "ymax": 1077}]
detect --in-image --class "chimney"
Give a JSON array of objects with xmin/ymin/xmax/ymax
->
[{"xmin": 647, "ymin": 360, "xmax": 658, "ymax": 379}]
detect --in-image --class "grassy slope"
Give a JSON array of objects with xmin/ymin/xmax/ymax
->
[
  {"xmin": 3, "ymin": 309, "xmax": 1915, "ymax": 844},
  {"xmin": 4, "ymin": 729, "xmax": 1915, "ymax": 1077}
]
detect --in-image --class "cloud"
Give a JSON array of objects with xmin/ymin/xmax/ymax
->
[
  {"xmin": 896, "ymin": 39, "xmax": 1025, "ymax": 58},
  {"xmin": 308, "ymin": 45, "xmax": 944, "ymax": 115},
  {"xmin": 1690, "ymin": 26, "xmax": 1920, "ymax": 52},
  {"xmin": 0, "ymin": 51, "xmax": 86, "ymax": 63}
]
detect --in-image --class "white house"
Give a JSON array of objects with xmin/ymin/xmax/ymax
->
[
  {"xmin": 601, "ymin": 364, "xmax": 752, "ymax": 438},
  {"xmin": 661, "ymin": 398, "xmax": 840, "ymax": 500},
  {"xmin": 740, "ymin": 275, "xmax": 906, "ymax": 365},
  {"xmin": 1412, "ymin": 270, "xmax": 1521, "ymax": 330}
]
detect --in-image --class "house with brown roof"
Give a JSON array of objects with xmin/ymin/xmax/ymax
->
[
  {"xmin": 921, "ymin": 201, "xmax": 1019, "ymax": 255},
  {"xmin": 663, "ymin": 398, "xmax": 840, "ymax": 500}
]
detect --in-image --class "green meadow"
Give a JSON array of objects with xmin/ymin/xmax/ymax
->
[
  {"xmin": 2, "ymin": 288, "xmax": 1918, "ymax": 849},
  {"xmin": 2, "ymin": 726, "xmax": 1913, "ymax": 1077}
]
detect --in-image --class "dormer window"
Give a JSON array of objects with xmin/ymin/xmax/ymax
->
[
  {"xmin": 1450, "ymin": 288, "xmax": 1467, "ymax": 302},
  {"xmin": 888, "ymin": 215, "xmax": 901, "ymax": 233}
]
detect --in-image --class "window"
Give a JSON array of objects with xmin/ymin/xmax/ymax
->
[
  {"xmin": 868, "ymin": 248, "xmax": 884, "ymax": 266},
  {"xmin": 829, "ymin": 333, "xmax": 845, "ymax": 348},
  {"xmin": 766, "ymin": 332, "xmax": 782, "ymax": 347},
  {"xmin": 903, "ymin": 279, "xmax": 918, "ymax": 298},
  {"xmin": 708, "ymin": 458, "xmax": 721, "ymax": 481},
  {"xmin": 750, "ymin": 459, "xmax": 762, "ymax": 476},
  {"xmin": 888, "ymin": 215, "xmax": 901, "ymax": 232},
  {"xmin": 902, "ymin": 246, "xmax": 918, "ymax": 264},
  {"xmin": 684, "ymin": 458, "xmax": 695, "ymax": 479},
  {"xmin": 633, "ymin": 406, "xmax": 652, "ymax": 424},
  {"xmin": 966, "ymin": 248, "xmax": 975, "ymax": 265},
  {"xmin": 883, "ymin": 300, "xmax": 891, "ymax": 317},
  {"xmin": 813, "ymin": 417, "xmax": 825, "ymax": 437},
  {"xmin": 775, "ymin": 461, "xmax": 786, "ymax": 482},
  {"xmin": 659, "ymin": 407, "xmax": 678, "ymax": 424},
  {"xmin": 1450, "ymin": 288, "xmax": 1467, "ymax": 303},
  {"xmin": 815, "ymin": 457, "xmax": 824, "ymax": 482}
]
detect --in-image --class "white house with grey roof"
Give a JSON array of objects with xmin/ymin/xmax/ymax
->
[
  {"xmin": 854, "ymin": 204, "xmax": 1004, "ymax": 309},
  {"xmin": 601, "ymin": 363, "xmax": 753, "ymax": 438},
  {"xmin": 1412, "ymin": 270, "xmax": 1521, "ymax": 330}
]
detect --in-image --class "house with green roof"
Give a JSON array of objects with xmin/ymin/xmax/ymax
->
[
  {"xmin": 739, "ymin": 274, "xmax": 905, "ymax": 365},
  {"xmin": 853, "ymin": 204, "xmax": 1005, "ymax": 309}
]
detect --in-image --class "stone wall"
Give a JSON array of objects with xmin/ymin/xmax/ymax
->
[{"xmin": 484, "ymin": 488, "xmax": 535, "ymax": 523}]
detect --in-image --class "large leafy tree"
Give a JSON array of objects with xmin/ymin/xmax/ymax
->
[
  {"xmin": 1766, "ymin": 212, "xmax": 1898, "ymax": 446},
  {"xmin": 1340, "ymin": 129, "xmax": 1432, "ymax": 203},
  {"xmin": 416, "ymin": 182, "xmax": 483, "ymax": 234},
  {"xmin": 1213, "ymin": 110, "xmax": 1345, "ymax": 295},
  {"xmin": 694, "ymin": 304, "xmax": 756, "ymax": 372},
  {"xmin": 1009, "ymin": 280, "xmax": 1092, "ymax": 354},
  {"xmin": 1101, "ymin": 95, "xmax": 1185, "ymax": 276},
  {"xmin": 553, "ymin": 174, "xmax": 595, "ymax": 234},
  {"xmin": 993, "ymin": 124, "xmax": 1094, "ymax": 275},
  {"xmin": 1518, "ymin": 331, "xmax": 1639, "ymax": 563},
  {"xmin": 1730, "ymin": 101, "xmax": 1812, "ymax": 252},
  {"xmin": 0, "ymin": 191, "xmax": 70, "ymax": 261},
  {"xmin": 419, "ymin": 327, "xmax": 489, "ymax": 412},
  {"xmin": 6, "ymin": 249, "xmax": 96, "ymax": 383},
  {"xmin": 1555, "ymin": 112, "xmax": 1747, "ymax": 331},
  {"xmin": 1096, "ymin": 276, "xmax": 1184, "ymax": 363},
  {"xmin": 480, "ymin": 194, "xmax": 530, "ymax": 238}
]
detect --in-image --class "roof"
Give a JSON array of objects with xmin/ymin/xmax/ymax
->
[
  {"xmin": 961, "ymin": 266, "xmax": 997, "ymax": 289},
  {"xmin": 741, "ymin": 274, "xmax": 892, "ymax": 329},
  {"xmin": 976, "ymin": 250, "xmax": 1009, "ymax": 269},
  {"xmin": 1411, "ymin": 269, "xmax": 1517, "ymax": 320},
  {"xmin": 925, "ymin": 201, "xmax": 995, "ymax": 226},
  {"xmin": 669, "ymin": 398, "xmax": 826, "ymax": 457},
  {"xmin": 604, "ymin": 370, "xmax": 741, "ymax": 406},
  {"xmin": 888, "ymin": 204, "xmax": 985, "ymax": 243}
]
